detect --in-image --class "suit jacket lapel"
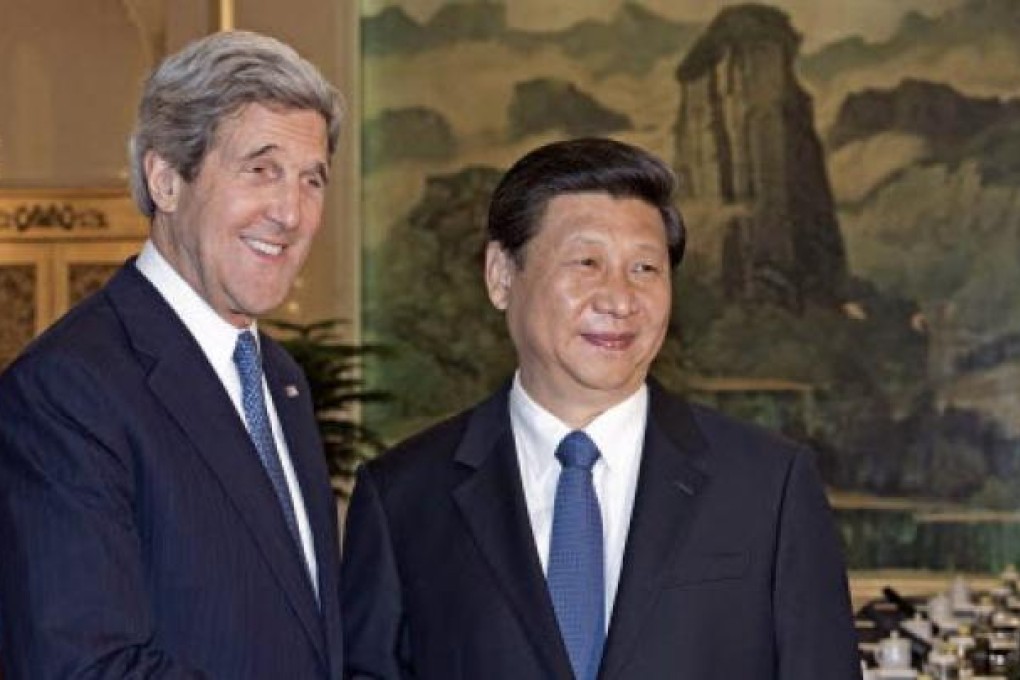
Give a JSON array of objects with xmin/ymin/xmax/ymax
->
[
  {"xmin": 451, "ymin": 387, "xmax": 575, "ymax": 680},
  {"xmin": 263, "ymin": 342, "xmax": 343, "ymax": 675},
  {"xmin": 105, "ymin": 265, "xmax": 327, "ymax": 668},
  {"xmin": 599, "ymin": 381, "xmax": 711, "ymax": 680}
]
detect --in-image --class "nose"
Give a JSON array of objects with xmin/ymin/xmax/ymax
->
[
  {"xmin": 268, "ymin": 179, "xmax": 301, "ymax": 230},
  {"xmin": 592, "ymin": 269, "xmax": 637, "ymax": 318}
]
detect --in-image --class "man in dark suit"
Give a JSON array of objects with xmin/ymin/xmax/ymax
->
[
  {"xmin": 0, "ymin": 31, "xmax": 344, "ymax": 678},
  {"xmin": 341, "ymin": 138, "xmax": 862, "ymax": 679}
]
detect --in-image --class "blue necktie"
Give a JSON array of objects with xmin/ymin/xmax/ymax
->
[
  {"xmin": 233, "ymin": 331, "xmax": 303, "ymax": 558},
  {"xmin": 548, "ymin": 431, "xmax": 605, "ymax": 680}
]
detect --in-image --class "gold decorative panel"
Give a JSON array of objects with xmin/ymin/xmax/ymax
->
[
  {"xmin": 0, "ymin": 188, "xmax": 147, "ymax": 242},
  {"xmin": 52, "ymin": 241, "xmax": 141, "ymax": 313},
  {"xmin": 0, "ymin": 264, "xmax": 37, "ymax": 370},
  {"xmin": 0, "ymin": 244, "xmax": 52, "ymax": 371},
  {"xmin": 67, "ymin": 263, "xmax": 122, "ymax": 306},
  {"xmin": 0, "ymin": 188, "xmax": 146, "ymax": 366}
]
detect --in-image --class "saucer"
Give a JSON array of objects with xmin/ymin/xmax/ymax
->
[{"xmin": 874, "ymin": 669, "xmax": 916, "ymax": 679}]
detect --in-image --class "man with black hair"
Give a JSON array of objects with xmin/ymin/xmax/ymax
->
[{"xmin": 341, "ymin": 138, "xmax": 861, "ymax": 679}]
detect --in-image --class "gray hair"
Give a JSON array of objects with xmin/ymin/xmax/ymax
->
[{"xmin": 129, "ymin": 30, "xmax": 343, "ymax": 218}]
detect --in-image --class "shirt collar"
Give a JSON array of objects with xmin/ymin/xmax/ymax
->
[
  {"xmin": 135, "ymin": 239, "xmax": 258, "ymax": 368},
  {"xmin": 509, "ymin": 372, "xmax": 648, "ymax": 474}
]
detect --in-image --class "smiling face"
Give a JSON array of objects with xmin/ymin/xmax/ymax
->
[
  {"xmin": 146, "ymin": 102, "xmax": 329, "ymax": 328},
  {"xmin": 486, "ymin": 192, "xmax": 672, "ymax": 426}
]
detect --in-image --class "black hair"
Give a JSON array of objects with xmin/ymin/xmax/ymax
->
[{"xmin": 487, "ymin": 137, "xmax": 685, "ymax": 268}]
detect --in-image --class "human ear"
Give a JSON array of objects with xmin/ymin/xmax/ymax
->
[
  {"xmin": 484, "ymin": 241, "xmax": 514, "ymax": 311},
  {"xmin": 144, "ymin": 151, "xmax": 184, "ymax": 213}
]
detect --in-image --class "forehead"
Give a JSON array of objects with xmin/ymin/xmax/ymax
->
[
  {"xmin": 212, "ymin": 102, "xmax": 328, "ymax": 156},
  {"xmin": 536, "ymin": 192, "xmax": 666, "ymax": 244}
]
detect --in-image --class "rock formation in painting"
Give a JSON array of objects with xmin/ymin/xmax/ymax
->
[
  {"xmin": 507, "ymin": 78, "xmax": 632, "ymax": 140},
  {"xmin": 672, "ymin": 4, "xmax": 847, "ymax": 311}
]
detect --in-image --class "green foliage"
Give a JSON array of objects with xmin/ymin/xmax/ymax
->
[
  {"xmin": 265, "ymin": 319, "xmax": 390, "ymax": 496},
  {"xmin": 363, "ymin": 107, "xmax": 456, "ymax": 173},
  {"xmin": 928, "ymin": 438, "xmax": 988, "ymax": 500},
  {"xmin": 367, "ymin": 166, "xmax": 514, "ymax": 437},
  {"xmin": 968, "ymin": 119, "xmax": 1020, "ymax": 186},
  {"xmin": 508, "ymin": 78, "xmax": 632, "ymax": 140},
  {"xmin": 971, "ymin": 478, "xmax": 1020, "ymax": 511}
]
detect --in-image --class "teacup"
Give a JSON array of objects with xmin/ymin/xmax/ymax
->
[
  {"xmin": 876, "ymin": 631, "xmax": 912, "ymax": 670},
  {"xmin": 926, "ymin": 647, "xmax": 960, "ymax": 680}
]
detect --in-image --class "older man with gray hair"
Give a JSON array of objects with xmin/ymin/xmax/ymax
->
[{"xmin": 0, "ymin": 31, "xmax": 344, "ymax": 678}]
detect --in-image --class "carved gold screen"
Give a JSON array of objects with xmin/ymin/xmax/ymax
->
[{"xmin": 0, "ymin": 189, "xmax": 147, "ymax": 369}]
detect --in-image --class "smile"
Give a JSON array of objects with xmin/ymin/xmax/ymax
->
[
  {"xmin": 582, "ymin": 333, "xmax": 636, "ymax": 350},
  {"xmin": 242, "ymin": 237, "xmax": 285, "ymax": 257}
]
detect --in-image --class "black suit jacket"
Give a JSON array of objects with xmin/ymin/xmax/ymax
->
[
  {"xmin": 341, "ymin": 381, "xmax": 861, "ymax": 679},
  {"xmin": 0, "ymin": 263, "xmax": 343, "ymax": 678}
]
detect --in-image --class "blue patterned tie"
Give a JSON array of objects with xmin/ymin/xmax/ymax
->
[
  {"xmin": 548, "ymin": 430, "xmax": 605, "ymax": 680},
  {"xmin": 233, "ymin": 331, "xmax": 303, "ymax": 557}
]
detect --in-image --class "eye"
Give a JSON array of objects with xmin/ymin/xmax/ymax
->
[
  {"xmin": 632, "ymin": 261, "xmax": 664, "ymax": 276},
  {"xmin": 565, "ymin": 250, "xmax": 599, "ymax": 265},
  {"xmin": 244, "ymin": 162, "xmax": 278, "ymax": 180},
  {"xmin": 566, "ymin": 256, "xmax": 600, "ymax": 272}
]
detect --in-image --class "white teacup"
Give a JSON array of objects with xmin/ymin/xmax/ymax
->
[
  {"xmin": 950, "ymin": 575, "xmax": 971, "ymax": 609},
  {"xmin": 876, "ymin": 631, "xmax": 912, "ymax": 670}
]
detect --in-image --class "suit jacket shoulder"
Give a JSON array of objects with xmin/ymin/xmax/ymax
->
[
  {"xmin": 365, "ymin": 385, "xmax": 507, "ymax": 487},
  {"xmin": 649, "ymin": 380, "xmax": 813, "ymax": 482}
]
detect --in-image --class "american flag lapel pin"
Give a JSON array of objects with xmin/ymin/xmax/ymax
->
[{"xmin": 284, "ymin": 385, "xmax": 300, "ymax": 398}]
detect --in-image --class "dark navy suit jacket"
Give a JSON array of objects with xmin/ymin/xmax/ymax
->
[
  {"xmin": 341, "ymin": 381, "xmax": 861, "ymax": 679},
  {"xmin": 0, "ymin": 262, "xmax": 343, "ymax": 678}
]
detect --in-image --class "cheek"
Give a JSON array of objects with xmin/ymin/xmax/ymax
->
[
  {"xmin": 552, "ymin": 278, "xmax": 593, "ymax": 313},
  {"xmin": 303, "ymin": 196, "xmax": 325, "ymax": 225},
  {"xmin": 647, "ymin": 284, "xmax": 672, "ymax": 318}
]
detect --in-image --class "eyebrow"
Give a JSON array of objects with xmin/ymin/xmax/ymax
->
[
  {"xmin": 241, "ymin": 144, "xmax": 330, "ymax": 184},
  {"xmin": 241, "ymin": 144, "xmax": 278, "ymax": 162}
]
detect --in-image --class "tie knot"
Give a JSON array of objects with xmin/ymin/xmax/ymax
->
[
  {"xmin": 233, "ymin": 330, "xmax": 261, "ymax": 375},
  {"xmin": 555, "ymin": 431, "xmax": 600, "ymax": 471}
]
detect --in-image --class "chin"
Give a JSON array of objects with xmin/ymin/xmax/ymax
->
[
  {"xmin": 576, "ymin": 372, "xmax": 643, "ymax": 395},
  {"xmin": 240, "ymin": 288, "xmax": 289, "ymax": 311}
]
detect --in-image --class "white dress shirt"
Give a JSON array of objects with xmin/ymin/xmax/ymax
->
[
  {"xmin": 136, "ymin": 240, "xmax": 319, "ymax": 594},
  {"xmin": 509, "ymin": 372, "xmax": 647, "ymax": 627}
]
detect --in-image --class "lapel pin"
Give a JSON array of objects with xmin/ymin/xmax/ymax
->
[
  {"xmin": 284, "ymin": 385, "xmax": 300, "ymax": 398},
  {"xmin": 674, "ymin": 480, "xmax": 695, "ymax": 496}
]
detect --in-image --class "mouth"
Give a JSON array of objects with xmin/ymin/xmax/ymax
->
[
  {"xmin": 242, "ymin": 236, "xmax": 286, "ymax": 258},
  {"xmin": 581, "ymin": 332, "xmax": 636, "ymax": 351}
]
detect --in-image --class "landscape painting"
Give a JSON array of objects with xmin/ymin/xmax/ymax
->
[{"xmin": 359, "ymin": 0, "xmax": 1020, "ymax": 572}]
